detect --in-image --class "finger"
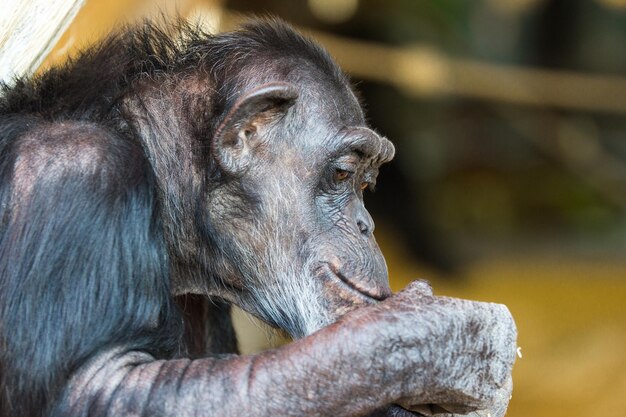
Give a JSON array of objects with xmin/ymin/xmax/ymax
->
[{"xmin": 398, "ymin": 279, "xmax": 434, "ymax": 297}]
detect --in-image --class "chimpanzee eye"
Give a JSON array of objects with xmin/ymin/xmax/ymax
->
[
  {"xmin": 360, "ymin": 182, "xmax": 369, "ymax": 191},
  {"xmin": 334, "ymin": 168, "xmax": 353, "ymax": 182}
]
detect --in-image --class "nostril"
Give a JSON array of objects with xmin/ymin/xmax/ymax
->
[
  {"xmin": 357, "ymin": 219, "xmax": 373, "ymax": 236},
  {"xmin": 355, "ymin": 205, "xmax": 375, "ymax": 236}
]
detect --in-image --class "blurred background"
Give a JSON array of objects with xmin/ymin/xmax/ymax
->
[{"xmin": 5, "ymin": 0, "xmax": 626, "ymax": 416}]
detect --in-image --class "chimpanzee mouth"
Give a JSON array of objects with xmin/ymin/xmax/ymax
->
[{"xmin": 318, "ymin": 263, "xmax": 389, "ymax": 301}]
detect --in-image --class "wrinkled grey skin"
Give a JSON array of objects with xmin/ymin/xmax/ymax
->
[
  {"xmin": 48, "ymin": 22, "xmax": 517, "ymax": 417},
  {"xmin": 57, "ymin": 281, "xmax": 516, "ymax": 417}
]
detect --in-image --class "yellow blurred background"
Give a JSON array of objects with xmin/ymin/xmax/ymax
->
[{"xmin": 5, "ymin": 1, "xmax": 626, "ymax": 416}]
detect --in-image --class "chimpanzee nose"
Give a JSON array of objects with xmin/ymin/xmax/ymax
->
[{"xmin": 356, "ymin": 206, "xmax": 375, "ymax": 237}]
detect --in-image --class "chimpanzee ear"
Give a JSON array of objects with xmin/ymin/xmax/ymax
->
[{"xmin": 213, "ymin": 82, "xmax": 298, "ymax": 176}]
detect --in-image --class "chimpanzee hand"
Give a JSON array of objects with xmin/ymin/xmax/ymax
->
[{"xmin": 342, "ymin": 280, "xmax": 517, "ymax": 417}]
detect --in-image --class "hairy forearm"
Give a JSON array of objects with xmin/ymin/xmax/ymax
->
[
  {"xmin": 53, "ymin": 290, "xmax": 516, "ymax": 417},
  {"xmin": 54, "ymin": 324, "xmax": 387, "ymax": 417}
]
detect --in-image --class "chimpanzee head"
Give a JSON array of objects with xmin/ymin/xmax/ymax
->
[{"xmin": 168, "ymin": 22, "xmax": 395, "ymax": 338}]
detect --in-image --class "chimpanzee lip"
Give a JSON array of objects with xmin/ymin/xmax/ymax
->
[{"xmin": 321, "ymin": 263, "xmax": 387, "ymax": 301}]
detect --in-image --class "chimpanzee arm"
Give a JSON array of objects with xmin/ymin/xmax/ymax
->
[{"xmin": 54, "ymin": 282, "xmax": 517, "ymax": 417}]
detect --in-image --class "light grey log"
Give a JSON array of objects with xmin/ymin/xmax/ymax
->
[{"xmin": 0, "ymin": 0, "xmax": 86, "ymax": 83}]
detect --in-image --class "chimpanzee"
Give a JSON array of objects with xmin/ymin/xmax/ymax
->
[{"xmin": 0, "ymin": 19, "xmax": 516, "ymax": 417}]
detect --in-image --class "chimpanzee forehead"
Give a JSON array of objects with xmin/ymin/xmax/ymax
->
[
  {"xmin": 270, "ymin": 57, "xmax": 362, "ymax": 122},
  {"xmin": 287, "ymin": 85, "xmax": 394, "ymax": 164}
]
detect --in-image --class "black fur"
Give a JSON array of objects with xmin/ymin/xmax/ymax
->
[
  {"xmin": 0, "ymin": 19, "xmax": 344, "ymax": 126},
  {"xmin": 0, "ymin": 118, "xmax": 181, "ymax": 417},
  {"xmin": 0, "ymin": 17, "xmax": 364, "ymax": 416},
  {"xmin": 0, "ymin": 19, "xmax": 346, "ymax": 417}
]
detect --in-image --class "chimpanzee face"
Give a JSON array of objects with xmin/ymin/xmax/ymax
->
[{"xmin": 207, "ymin": 79, "xmax": 394, "ymax": 338}]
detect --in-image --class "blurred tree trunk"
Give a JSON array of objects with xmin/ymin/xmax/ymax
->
[{"xmin": 0, "ymin": 0, "xmax": 86, "ymax": 82}]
